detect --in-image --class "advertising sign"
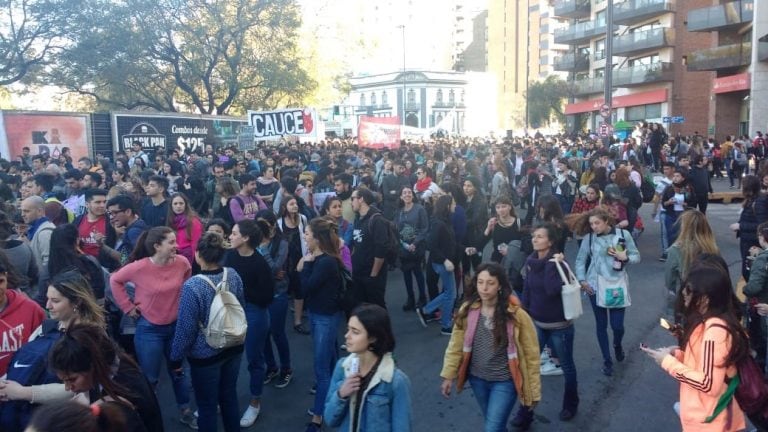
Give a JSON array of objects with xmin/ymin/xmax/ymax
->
[
  {"xmin": 112, "ymin": 112, "xmax": 246, "ymax": 155},
  {"xmin": 247, "ymin": 108, "xmax": 317, "ymax": 141},
  {"xmin": 0, "ymin": 111, "xmax": 90, "ymax": 162},
  {"xmin": 358, "ymin": 116, "xmax": 401, "ymax": 149}
]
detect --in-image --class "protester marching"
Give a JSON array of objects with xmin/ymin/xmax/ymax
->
[{"xmin": 1, "ymin": 121, "xmax": 768, "ymax": 432}]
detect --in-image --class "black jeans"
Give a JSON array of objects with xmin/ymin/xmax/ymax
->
[{"xmin": 352, "ymin": 272, "xmax": 387, "ymax": 309}]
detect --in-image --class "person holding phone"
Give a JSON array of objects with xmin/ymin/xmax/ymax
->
[{"xmin": 324, "ymin": 304, "xmax": 412, "ymax": 431}]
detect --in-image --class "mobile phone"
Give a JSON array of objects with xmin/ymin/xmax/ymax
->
[{"xmin": 660, "ymin": 318, "xmax": 671, "ymax": 330}]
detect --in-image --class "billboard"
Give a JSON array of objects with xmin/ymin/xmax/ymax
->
[
  {"xmin": 0, "ymin": 111, "xmax": 91, "ymax": 163},
  {"xmin": 112, "ymin": 112, "xmax": 247, "ymax": 155},
  {"xmin": 358, "ymin": 116, "xmax": 401, "ymax": 149},
  {"xmin": 247, "ymin": 108, "xmax": 318, "ymax": 141}
]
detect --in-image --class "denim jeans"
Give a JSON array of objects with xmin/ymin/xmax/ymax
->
[
  {"xmin": 468, "ymin": 375, "xmax": 518, "ymax": 432},
  {"xmin": 310, "ymin": 311, "xmax": 342, "ymax": 416},
  {"xmin": 424, "ymin": 263, "xmax": 456, "ymax": 329},
  {"xmin": 401, "ymin": 266, "xmax": 427, "ymax": 303},
  {"xmin": 536, "ymin": 324, "xmax": 579, "ymax": 411},
  {"xmin": 134, "ymin": 317, "xmax": 191, "ymax": 408},
  {"xmin": 264, "ymin": 291, "xmax": 291, "ymax": 373},
  {"xmin": 190, "ymin": 352, "xmax": 243, "ymax": 432},
  {"xmin": 556, "ymin": 194, "xmax": 574, "ymax": 216},
  {"xmin": 664, "ymin": 211, "xmax": 680, "ymax": 247},
  {"xmin": 659, "ymin": 210, "xmax": 669, "ymax": 256},
  {"xmin": 245, "ymin": 302, "xmax": 270, "ymax": 398},
  {"xmin": 588, "ymin": 294, "xmax": 625, "ymax": 367}
]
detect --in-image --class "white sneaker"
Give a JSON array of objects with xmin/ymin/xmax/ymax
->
[
  {"xmin": 540, "ymin": 350, "xmax": 550, "ymax": 365},
  {"xmin": 540, "ymin": 360, "xmax": 563, "ymax": 376},
  {"xmin": 240, "ymin": 405, "xmax": 260, "ymax": 427}
]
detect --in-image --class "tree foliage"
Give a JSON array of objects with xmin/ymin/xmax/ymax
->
[
  {"xmin": 526, "ymin": 75, "xmax": 569, "ymax": 128},
  {"xmin": 45, "ymin": 0, "xmax": 315, "ymax": 114},
  {"xmin": 0, "ymin": 0, "xmax": 76, "ymax": 86}
]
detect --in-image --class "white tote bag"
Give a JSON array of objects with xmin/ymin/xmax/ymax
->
[{"xmin": 555, "ymin": 261, "xmax": 583, "ymax": 320}]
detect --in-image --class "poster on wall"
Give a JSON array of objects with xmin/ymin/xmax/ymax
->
[
  {"xmin": 112, "ymin": 112, "xmax": 247, "ymax": 155},
  {"xmin": 0, "ymin": 111, "xmax": 91, "ymax": 163},
  {"xmin": 358, "ymin": 116, "xmax": 401, "ymax": 149},
  {"xmin": 247, "ymin": 108, "xmax": 318, "ymax": 141}
]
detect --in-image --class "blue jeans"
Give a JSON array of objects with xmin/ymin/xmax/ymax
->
[
  {"xmin": 264, "ymin": 291, "xmax": 291, "ymax": 372},
  {"xmin": 245, "ymin": 303, "xmax": 270, "ymax": 398},
  {"xmin": 536, "ymin": 324, "xmax": 578, "ymax": 411},
  {"xmin": 659, "ymin": 210, "xmax": 669, "ymax": 256},
  {"xmin": 425, "ymin": 263, "xmax": 456, "ymax": 329},
  {"xmin": 310, "ymin": 312, "xmax": 342, "ymax": 416},
  {"xmin": 665, "ymin": 212, "xmax": 680, "ymax": 247},
  {"xmin": 134, "ymin": 317, "xmax": 191, "ymax": 408},
  {"xmin": 190, "ymin": 352, "xmax": 243, "ymax": 432},
  {"xmin": 588, "ymin": 294, "xmax": 625, "ymax": 367},
  {"xmin": 468, "ymin": 375, "xmax": 518, "ymax": 432}
]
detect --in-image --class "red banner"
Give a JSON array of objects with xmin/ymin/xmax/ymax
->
[
  {"xmin": 358, "ymin": 116, "xmax": 401, "ymax": 149},
  {"xmin": 1, "ymin": 112, "xmax": 90, "ymax": 163}
]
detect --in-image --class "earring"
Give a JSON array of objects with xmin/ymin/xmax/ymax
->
[{"xmin": 73, "ymin": 306, "xmax": 79, "ymax": 314}]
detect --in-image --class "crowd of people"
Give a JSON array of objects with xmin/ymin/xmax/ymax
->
[{"xmin": 0, "ymin": 121, "xmax": 767, "ymax": 431}]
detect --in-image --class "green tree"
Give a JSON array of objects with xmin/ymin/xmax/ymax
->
[
  {"xmin": 526, "ymin": 75, "xmax": 569, "ymax": 128},
  {"xmin": 0, "ymin": 0, "xmax": 77, "ymax": 86},
  {"xmin": 47, "ymin": 0, "xmax": 315, "ymax": 114}
]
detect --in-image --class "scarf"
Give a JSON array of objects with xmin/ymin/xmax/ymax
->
[
  {"xmin": 173, "ymin": 214, "xmax": 188, "ymax": 231},
  {"xmin": 415, "ymin": 176, "xmax": 433, "ymax": 193}
]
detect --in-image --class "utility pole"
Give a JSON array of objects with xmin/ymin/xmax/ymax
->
[
  {"xmin": 399, "ymin": 24, "xmax": 406, "ymax": 126},
  {"xmin": 601, "ymin": 0, "xmax": 614, "ymax": 147}
]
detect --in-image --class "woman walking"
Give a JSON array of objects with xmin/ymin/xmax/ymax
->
[
  {"xmin": 297, "ymin": 217, "xmax": 345, "ymax": 432},
  {"xmin": 109, "ymin": 226, "xmax": 195, "ymax": 427},
  {"xmin": 277, "ymin": 194, "xmax": 310, "ymax": 335},
  {"xmin": 395, "ymin": 186, "xmax": 429, "ymax": 311},
  {"xmin": 439, "ymin": 263, "xmax": 540, "ymax": 432},
  {"xmin": 574, "ymin": 207, "xmax": 640, "ymax": 377}
]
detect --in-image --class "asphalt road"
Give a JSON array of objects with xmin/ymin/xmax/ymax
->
[{"xmin": 157, "ymin": 178, "xmax": 748, "ymax": 432}]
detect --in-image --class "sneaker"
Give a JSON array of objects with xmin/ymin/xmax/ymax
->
[
  {"xmin": 275, "ymin": 370, "xmax": 293, "ymax": 389},
  {"xmin": 309, "ymin": 383, "xmax": 317, "ymax": 395},
  {"xmin": 540, "ymin": 361, "xmax": 563, "ymax": 376},
  {"xmin": 510, "ymin": 405, "xmax": 534, "ymax": 430},
  {"xmin": 415, "ymin": 307, "xmax": 429, "ymax": 328},
  {"xmin": 615, "ymin": 345, "xmax": 625, "ymax": 363},
  {"xmin": 179, "ymin": 410, "xmax": 198, "ymax": 430},
  {"xmin": 602, "ymin": 364, "xmax": 613, "ymax": 376},
  {"xmin": 540, "ymin": 350, "xmax": 550, "ymax": 365},
  {"xmin": 658, "ymin": 255, "xmax": 667, "ymax": 262},
  {"xmin": 440, "ymin": 327, "xmax": 452, "ymax": 335},
  {"xmin": 263, "ymin": 368, "xmax": 279, "ymax": 385},
  {"xmin": 239, "ymin": 405, "xmax": 260, "ymax": 428},
  {"xmin": 428, "ymin": 311, "xmax": 441, "ymax": 323},
  {"xmin": 305, "ymin": 422, "xmax": 322, "ymax": 432}
]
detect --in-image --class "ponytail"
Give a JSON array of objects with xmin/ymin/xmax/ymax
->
[{"xmin": 27, "ymin": 400, "xmax": 129, "ymax": 432}]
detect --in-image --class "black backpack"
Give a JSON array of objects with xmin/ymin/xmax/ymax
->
[
  {"xmin": 369, "ymin": 213, "xmax": 399, "ymax": 265},
  {"xmin": 0, "ymin": 320, "xmax": 62, "ymax": 432}
]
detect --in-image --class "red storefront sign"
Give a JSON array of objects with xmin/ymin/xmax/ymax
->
[
  {"xmin": 712, "ymin": 73, "xmax": 750, "ymax": 94},
  {"xmin": 565, "ymin": 89, "xmax": 668, "ymax": 115}
]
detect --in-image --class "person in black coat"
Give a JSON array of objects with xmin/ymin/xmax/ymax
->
[{"xmin": 688, "ymin": 155, "xmax": 713, "ymax": 214}]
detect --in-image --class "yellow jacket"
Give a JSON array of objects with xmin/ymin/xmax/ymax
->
[{"xmin": 440, "ymin": 295, "xmax": 542, "ymax": 406}]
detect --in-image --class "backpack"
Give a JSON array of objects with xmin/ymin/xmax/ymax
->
[
  {"xmin": 0, "ymin": 320, "xmax": 61, "ymax": 432},
  {"xmin": 369, "ymin": 213, "xmax": 399, "ymax": 265},
  {"xmin": 641, "ymin": 175, "xmax": 655, "ymax": 203},
  {"xmin": 197, "ymin": 268, "xmax": 247, "ymax": 349}
]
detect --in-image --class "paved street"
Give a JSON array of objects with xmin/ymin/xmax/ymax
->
[{"xmin": 156, "ymin": 178, "xmax": 748, "ymax": 432}]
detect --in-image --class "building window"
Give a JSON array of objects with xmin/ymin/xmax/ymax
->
[
  {"xmin": 437, "ymin": 89, "xmax": 444, "ymax": 103},
  {"xmin": 407, "ymin": 89, "xmax": 416, "ymax": 103},
  {"xmin": 594, "ymin": 67, "xmax": 604, "ymax": 78},
  {"xmin": 371, "ymin": 92, "xmax": 377, "ymax": 106},
  {"xmin": 360, "ymin": 93, "xmax": 366, "ymax": 107},
  {"xmin": 449, "ymin": 89, "xmax": 456, "ymax": 104},
  {"xmin": 595, "ymin": 39, "xmax": 606, "ymax": 60},
  {"xmin": 382, "ymin": 91, "xmax": 388, "ymax": 106},
  {"xmin": 626, "ymin": 103, "xmax": 662, "ymax": 122},
  {"xmin": 629, "ymin": 54, "xmax": 660, "ymax": 67}
]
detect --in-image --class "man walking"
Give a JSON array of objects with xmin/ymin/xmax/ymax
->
[{"xmin": 350, "ymin": 187, "xmax": 390, "ymax": 308}]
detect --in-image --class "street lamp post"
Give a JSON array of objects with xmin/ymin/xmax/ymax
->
[{"xmin": 399, "ymin": 24, "xmax": 406, "ymax": 126}]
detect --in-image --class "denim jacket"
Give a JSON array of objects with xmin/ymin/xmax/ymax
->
[{"xmin": 324, "ymin": 353, "xmax": 412, "ymax": 432}]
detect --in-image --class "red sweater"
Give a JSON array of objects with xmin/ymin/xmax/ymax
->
[
  {"xmin": 0, "ymin": 290, "xmax": 45, "ymax": 375},
  {"xmin": 110, "ymin": 257, "xmax": 192, "ymax": 325}
]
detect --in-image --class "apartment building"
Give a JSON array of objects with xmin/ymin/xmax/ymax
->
[{"xmin": 555, "ymin": 0, "xmax": 712, "ymax": 137}]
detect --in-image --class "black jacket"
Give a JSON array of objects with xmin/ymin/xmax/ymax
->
[
  {"xmin": 689, "ymin": 166, "xmax": 713, "ymax": 196},
  {"xmin": 428, "ymin": 217, "xmax": 457, "ymax": 264}
]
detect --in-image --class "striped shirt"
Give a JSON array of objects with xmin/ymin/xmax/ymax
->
[{"xmin": 469, "ymin": 315, "xmax": 512, "ymax": 382}]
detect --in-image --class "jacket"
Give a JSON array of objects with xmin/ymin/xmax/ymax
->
[
  {"xmin": 744, "ymin": 248, "xmax": 768, "ymax": 303},
  {"xmin": 324, "ymin": 353, "xmax": 412, "ymax": 432},
  {"xmin": 575, "ymin": 228, "xmax": 641, "ymax": 286},
  {"xmin": 664, "ymin": 244, "xmax": 684, "ymax": 295},
  {"xmin": 440, "ymin": 296, "xmax": 541, "ymax": 407},
  {"xmin": 0, "ymin": 290, "xmax": 45, "ymax": 376},
  {"xmin": 522, "ymin": 251, "xmax": 569, "ymax": 325},
  {"xmin": 427, "ymin": 217, "xmax": 456, "ymax": 264}
]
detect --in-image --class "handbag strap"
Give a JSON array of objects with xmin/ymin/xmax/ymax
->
[{"xmin": 554, "ymin": 260, "xmax": 577, "ymax": 285}]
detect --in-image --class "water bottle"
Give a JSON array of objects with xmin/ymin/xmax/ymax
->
[{"xmin": 612, "ymin": 237, "xmax": 626, "ymax": 271}]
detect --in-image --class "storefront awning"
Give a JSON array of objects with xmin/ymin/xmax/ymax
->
[
  {"xmin": 713, "ymin": 72, "xmax": 750, "ymax": 94},
  {"xmin": 565, "ymin": 89, "xmax": 668, "ymax": 115}
]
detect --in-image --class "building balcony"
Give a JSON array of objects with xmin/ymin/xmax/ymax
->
[
  {"xmin": 686, "ymin": 42, "xmax": 751, "ymax": 71},
  {"xmin": 687, "ymin": 0, "xmax": 753, "ymax": 32},
  {"xmin": 614, "ymin": 0, "xmax": 674, "ymax": 26},
  {"xmin": 613, "ymin": 62, "xmax": 674, "ymax": 87},
  {"xmin": 405, "ymin": 102, "xmax": 421, "ymax": 111},
  {"xmin": 553, "ymin": 0, "xmax": 590, "ymax": 19},
  {"xmin": 553, "ymin": 51, "xmax": 590, "ymax": 71},
  {"xmin": 554, "ymin": 21, "xmax": 608, "ymax": 45},
  {"xmin": 613, "ymin": 28, "xmax": 674, "ymax": 57},
  {"xmin": 570, "ymin": 76, "xmax": 605, "ymax": 96},
  {"xmin": 759, "ymin": 41, "xmax": 768, "ymax": 63}
]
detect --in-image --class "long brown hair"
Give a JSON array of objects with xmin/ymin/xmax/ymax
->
[
  {"xmin": 48, "ymin": 270, "xmax": 105, "ymax": 328},
  {"xmin": 673, "ymin": 210, "xmax": 719, "ymax": 274},
  {"xmin": 309, "ymin": 216, "xmax": 342, "ymax": 267},
  {"xmin": 167, "ymin": 192, "xmax": 197, "ymax": 239},
  {"xmin": 129, "ymin": 226, "xmax": 174, "ymax": 262},
  {"xmin": 455, "ymin": 263, "xmax": 514, "ymax": 349}
]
